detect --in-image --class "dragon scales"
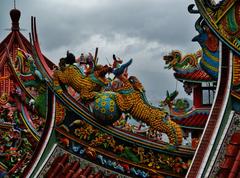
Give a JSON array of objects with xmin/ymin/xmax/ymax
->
[
  {"xmin": 53, "ymin": 62, "xmax": 183, "ymax": 145},
  {"xmin": 93, "ymin": 76, "xmax": 183, "ymax": 145},
  {"xmin": 53, "ymin": 64, "xmax": 111, "ymax": 101},
  {"xmin": 113, "ymin": 76, "xmax": 183, "ymax": 145}
]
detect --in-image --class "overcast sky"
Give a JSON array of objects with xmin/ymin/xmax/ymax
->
[{"xmin": 0, "ymin": 0, "xmax": 200, "ymax": 105}]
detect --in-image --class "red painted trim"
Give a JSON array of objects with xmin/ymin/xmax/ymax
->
[
  {"xmin": 187, "ymin": 45, "xmax": 230, "ymax": 177},
  {"xmin": 228, "ymin": 150, "xmax": 240, "ymax": 178},
  {"xmin": 193, "ymin": 84, "xmax": 202, "ymax": 108},
  {"xmin": 0, "ymin": 33, "xmax": 13, "ymax": 52},
  {"xmin": 0, "ymin": 32, "xmax": 15, "ymax": 70},
  {"xmin": 22, "ymin": 90, "xmax": 55, "ymax": 176},
  {"xmin": 174, "ymin": 70, "xmax": 214, "ymax": 82},
  {"xmin": 7, "ymin": 53, "xmax": 33, "ymax": 99},
  {"xmin": 15, "ymin": 31, "xmax": 27, "ymax": 52},
  {"xmin": 31, "ymin": 17, "xmax": 53, "ymax": 77}
]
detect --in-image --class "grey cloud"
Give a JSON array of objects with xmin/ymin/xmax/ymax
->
[
  {"xmin": 0, "ymin": 0, "xmax": 197, "ymax": 102},
  {"xmin": 2, "ymin": 0, "xmax": 198, "ymax": 50}
]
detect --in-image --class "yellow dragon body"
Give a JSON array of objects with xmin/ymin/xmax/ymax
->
[
  {"xmin": 114, "ymin": 76, "xmax": 183, "ymax": 145},
  {"xmin": 53, "ymin": 64, "xmax": 111, "ymax": 101},
  {"xmin": 53, "ymin": 64, "xmax": 182, "ymax": 145}
]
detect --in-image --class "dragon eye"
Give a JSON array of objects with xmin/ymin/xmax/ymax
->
[{"xmin": 129, "ymin": 78, "xmax": 134, "ymax": 83}]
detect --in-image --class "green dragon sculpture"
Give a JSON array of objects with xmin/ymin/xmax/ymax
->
[
  {"xmin": 163, "ymin": 50, "xmax": 201, "ymax": 72},
  {"xmin": 17, "ymin": 48, "xmax": 44, "ymax": 87}
]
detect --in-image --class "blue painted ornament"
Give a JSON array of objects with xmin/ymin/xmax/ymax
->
[{"xmin": 93, "ymin": 92, "xmax": 121, "ymax": 124}]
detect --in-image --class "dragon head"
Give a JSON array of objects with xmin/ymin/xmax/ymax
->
[
  {"xmin": 17, "ymin": 48, "xmax": 34, "ymax": 62},
  {"xmin": 59, "ymin": 58, "xmax": 66, "ymax": 71},
  {"xmin": 128, "ymin": 76, "xmax": 145, "ymax": 93},
  {"xmin": 91, "ymin": 65, "xmax": 112, "ymax": 86},
  {"xmin": 163, "ymin": 50, "xmax": 182, "ymax": 69},
  {"xmin": 65, "ymin": 51, "xmax": 76, "ymax": 65},
  {"xmin": 94, "ymin": 65, "xmax": 112, "ymax": 77}
]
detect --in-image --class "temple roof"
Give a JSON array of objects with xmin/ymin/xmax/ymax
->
[
  {"xmin": 194, "ymin": 0, "xmax": 240, "ymax": 56},
  {"xmin": 174, "ymin": 69, "xmax": 214, "ymax": 82},
  {"xmin": 0, "ymin": 8, "xmax": 54, "ymax": 70},
  {"xmin": 0, "ymin": 8, "xmax": 54, "ymax": 177},
  {"xmin": 44, "ymin": 153, "xmax": 118, "ymax": 178},
  {"xmin": 174, "ymin": 113, "xmax": 208, "ymax": 129},
  {"xmin": 1, "ymin": 2, "xmax": 238, "ymax": 177},
  {"xmin": 172, "ymin": 108, "xmax": 209, "ymax": 129},
  {"xmin": 217, "ymin": 132, "xmax": 240, "ymax": 177}
]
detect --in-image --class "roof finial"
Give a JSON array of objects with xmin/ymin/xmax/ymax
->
[{"xmin": 10, "ymin": 1, "xmax": 21, "ymax": 31}]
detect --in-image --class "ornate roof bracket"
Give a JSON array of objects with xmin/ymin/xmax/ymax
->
[
  {"xmin": 188, "ymin": 4, "xmax": 200, "ymax": 14},
  {"xmin": 194, "ymin": 0, "xmax": 240, "ymax": 55}
]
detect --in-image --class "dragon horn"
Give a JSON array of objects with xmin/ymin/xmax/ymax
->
[{"xmin": 113, "ymin": 59, "xmax": 133, "ymax": 77}]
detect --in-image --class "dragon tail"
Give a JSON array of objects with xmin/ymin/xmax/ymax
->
[{"xmin": 169, "ymin": 120, "xmax": 183, "ymax": 145}]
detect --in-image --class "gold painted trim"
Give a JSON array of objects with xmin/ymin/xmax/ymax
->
[
  {"xmin": 201, "ymin": 58, "xmax": 218, "ymax": 72},
  {"xmin": 20, "ymin": 113, "xmax": 40, "ymax": 141},
  {"xmin": 216, "ymin": 1, "xmax": 237, "ymax": 24},
  {"xmin": 203, "ymin": 48, "xmax": 219, "ymax": 62}
]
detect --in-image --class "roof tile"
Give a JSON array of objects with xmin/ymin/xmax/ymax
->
[
  {"xmin": 220, "ymin": 157, "xmax": 235, "ymax": 169},
  {"xmin": 44, "ymin": 153, "xmax": 118, "ymax": 178},
  {"xmin": 218, "ymin": 132, "xmax": 240, "ymax": 177},
  {"xmin": 225, "ymin": 144, "xmax": 239, "ymax": 156},
  {"xmin": 230, "ymin": 132, "xmax": 240, "ymax": 145},
  {"xmin": 174, "ymin": 113, "xmax": 208, "ymax": 128},
  {"xmin": 174, "ymin": 70, "xmax": 213, "ymax": 81}
]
